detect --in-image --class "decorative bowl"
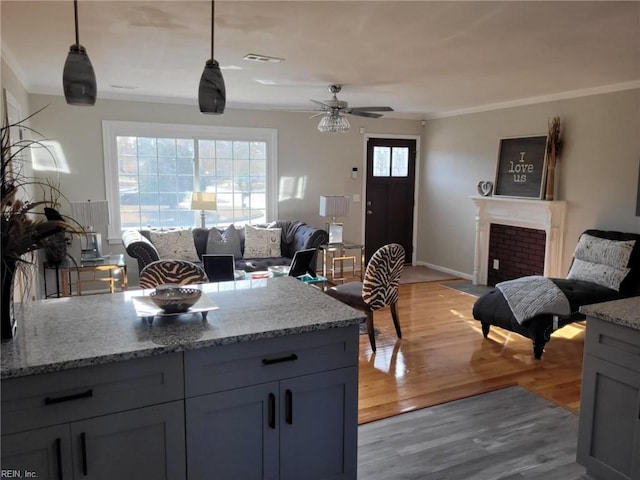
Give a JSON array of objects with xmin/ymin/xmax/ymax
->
[
  {"xmin": 149, "ymin": 287, "xmax": 202, "ymax": 314},
  {"xmin": 268, "ymin": 265, "xmax": 290, "ymax": 277}
]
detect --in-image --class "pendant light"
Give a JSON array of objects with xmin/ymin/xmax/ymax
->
[
  {"xmin": 198, "ymin": 0, "xmax": 226, "ymax": 114},
  {"xmin": 62, "ymin": 0, "xmax": 97, "ymax": 106}
]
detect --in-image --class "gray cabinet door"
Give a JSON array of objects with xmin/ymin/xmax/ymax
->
[
  {"xmin": 578, "ymin": 355, "xmax": 640, "ymax": 480},
  {"xmin": 280, "ymin": 366, "xmax": 358, "ymax": 480},
  {"xmin": 2, "ymin": 424, "xmax": 73, "ymax": 480},
  {"xmin": 70, "ymin": 401, "xmax": 186, "ymax": 480},
  {"xmin": 186, "ymin": 382, "xmax": 280, "ymax": 480}
]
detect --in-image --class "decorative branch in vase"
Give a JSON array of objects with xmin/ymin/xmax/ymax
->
[
  {"xmin": 545, "ymin": 116, "xmax": 563, "ymax": 201},
  {"xmin": 1, "ymin": 104, "xmax": 78, "ymax": 340}
]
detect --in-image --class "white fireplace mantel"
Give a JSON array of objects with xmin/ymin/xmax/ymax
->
[{"xmin": 471, "ymin": 196, "xmax": 567, "ymax": 285}]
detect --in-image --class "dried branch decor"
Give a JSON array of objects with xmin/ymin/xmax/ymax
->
[
  {"xmin": 545, "ymin": 116, "xmax": 562, "ymax": 201},
  {"xmin": 1, "ymin": 104, "xmax": 77, "ymax": 339}
]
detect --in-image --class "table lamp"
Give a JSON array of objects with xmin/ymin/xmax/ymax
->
[
  {"xmin": 191, "ymin": 192, "xmax": 217, "ymax": 228},
  {"xmin": 319, "ymin": 195, "xmax": 351, "ymax": 243},
  {"xmin": 70, "ymin": 200, "xmax": 110, "ymax": 261}
]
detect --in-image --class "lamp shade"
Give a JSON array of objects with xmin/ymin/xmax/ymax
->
[
  {"xmin": 198, "ymin": 60, "xmax": 226, "ymax": 114},
  {"xmin": 70, "ymin": 200, "xmax": 109, "ymax": 228},
  {"xmin": 63, "ymin": 44, "xmax": 97, "ymax": 106},
  {"xmin": 191, "ymin": 192, "xmax": 217, "ymax": 211},
  {"xmin": 319, "ymin": 196, "xmax": 351, "ymax": 218}
]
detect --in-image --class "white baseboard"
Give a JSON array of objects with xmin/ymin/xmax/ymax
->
[{"xmin": 414, "ymin": 261, "xmax": 473, "ymax": 281}]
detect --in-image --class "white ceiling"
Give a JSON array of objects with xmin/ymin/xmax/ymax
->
[{"xmin": 1, "ymin": 1, "xmax": 639, "ymax": 119}]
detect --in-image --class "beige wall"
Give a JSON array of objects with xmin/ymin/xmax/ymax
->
[
  {"xmin": 4, "ymin": 58, "xmax": 639, "ymax": 288},
  {"xmin": 420, "ymin": 88, "xmax": 640, "ymax": 278},
  {"xmin": 23, "ymin": 94, "xmax": 421, "ymax": 245}
]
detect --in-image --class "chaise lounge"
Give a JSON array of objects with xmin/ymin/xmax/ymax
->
[{"xmin": 472, "ymin": 229, "xmax": 640, "ymax": 359}]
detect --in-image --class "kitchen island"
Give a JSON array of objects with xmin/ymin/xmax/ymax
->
[
  {"xmin": 577, "ymin": 296, "xmax": 640, "ymax": 480},
  {"xmin": 1, "ymin": 276, "xmax": 365, "ymax": 480}
]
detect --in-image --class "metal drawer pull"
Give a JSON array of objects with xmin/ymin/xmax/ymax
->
[
  {"xmin": 268, "ymin": 393, "xmax": 276, "ymax": 429},
  {"xmin": 44, "ymin": 389, "xmax": 93, "ymax": 405},
  {"xmin": 285, "ymin": 389, "xmax": 293, "ymax": 425},
  {"xmin": 262, "ymin": 354, "xmax": 298, "ymax": 365},
  {"xmin": 55, "ymin": 437, "xmax": 63, "ymax": 480},
  {"xmin": 80, "ymin": 432, "xmax": 88, "ymax": 476}
]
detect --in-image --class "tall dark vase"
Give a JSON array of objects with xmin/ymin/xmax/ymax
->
[{"xmin": 1, "ymin": 259, "xmax": 18, "ymax": 340}]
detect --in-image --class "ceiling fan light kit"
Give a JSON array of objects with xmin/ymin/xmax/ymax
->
[
  {"xmin": 317, "ymin": 114, "xmax": 350, "ymax": 133},
  {"xmin": 63, "ymin": 0, "xmax": 97, "ymax": 106},
  {"xmin": 198, "ymin": 0, "xmax": 226, "ymax": 114},
  {"xmin": 312, "ymin": 85, "xmax": 393, "ymax": 133}
]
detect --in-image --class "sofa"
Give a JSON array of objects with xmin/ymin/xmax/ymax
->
[
  {"xmin": 472, "ymin": 229, "xmax": 640, "ymax": 359},
  {"xmin": 122, "ymin": 220, "xmax": 328, "ymax": 275}
]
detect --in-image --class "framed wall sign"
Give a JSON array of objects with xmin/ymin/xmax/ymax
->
[{"xmin": 494, "ymin": 135, "xmax": 549, "ymax": 199}]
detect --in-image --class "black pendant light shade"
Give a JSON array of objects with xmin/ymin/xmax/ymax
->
[
  {"xmin": 199, "ymin": 59, "xmax": 226, "ymax": 114},
  {"xmin": 63, "ymin": 44, "xmax": 96, "ymax": 105},
  {"xmin": 198, "ymin": 1, "xmax": 226, "ymax": 114},
  {"xmin": 63, "ymin": 0, "xmax": 96, "ymax": 106}
]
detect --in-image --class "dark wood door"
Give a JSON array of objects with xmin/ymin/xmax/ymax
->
[{"xmin": 364, "ymin": 137, "xmax": 416, "ymax": 263}]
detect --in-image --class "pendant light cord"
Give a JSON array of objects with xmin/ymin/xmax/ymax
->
[
  {"xmin": 210, "ymin": 0, "xmax": 215, "ymax": 59},
  {"xmin": 73, "ymin": 0, "xmax": 79, "ymax": 45}
]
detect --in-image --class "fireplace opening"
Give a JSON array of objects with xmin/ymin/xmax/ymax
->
[{"xmin": 487, "ymin": 224, "xmax": 546, "ymax": 286}]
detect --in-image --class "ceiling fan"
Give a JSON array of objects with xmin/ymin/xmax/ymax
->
[{"xmin": 310, "ymin": 84, "xmax": 393, "ymax": 133}]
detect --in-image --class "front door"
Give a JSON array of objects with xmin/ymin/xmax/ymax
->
[{"xmin": 364, "ymin": 137, "xmax": 416, "ymax": 264}]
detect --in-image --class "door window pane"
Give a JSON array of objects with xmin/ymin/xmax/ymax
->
[
  {"xmin": 373, "ymin": 147, "xmax": 391, "ymax": 177},
  {"xmin": 391, "ymin": 147, "xmax": 409, "ymax": 177}
]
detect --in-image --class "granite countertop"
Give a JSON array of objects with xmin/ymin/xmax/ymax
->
[
  {"xmin": 580, "ymin": 296, "xmax": 640, "ymax": 330},
  {"xmin": 1, "ymin": 277, "xmax": 365, "ymax": 379}
]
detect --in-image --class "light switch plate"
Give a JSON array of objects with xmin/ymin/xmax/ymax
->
[{"xmin": 352, "ymin": 194, "xmax": 361, "ymax": 203}]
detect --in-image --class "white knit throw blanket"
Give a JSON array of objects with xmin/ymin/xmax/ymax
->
[{"xmin": 496, "ymin": 275, "xmax": 571, "ymax": 324}]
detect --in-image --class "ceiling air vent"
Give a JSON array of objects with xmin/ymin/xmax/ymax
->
[{"xmin": 243, "ymin": 53, "xmax": 284, "ymax": 63}]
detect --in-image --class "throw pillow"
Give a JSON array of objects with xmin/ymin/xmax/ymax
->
[
  {"xmin": 567, "ymin": 258, "xmax": 630, "ymax": 292},
  {"xmin": 206, "ymin": 224, "xmax": 242, "ymax": 259},
  {"xmin": 572, "ymin": 234, "xmax": 635, "ymax": 269},
  {"xmin": 148, "ymin": 229, "xmax": 199, "ymax": 262},
  {"xmin": 244, "ymin": 224, "xmax": 282, "ymax": 258}
]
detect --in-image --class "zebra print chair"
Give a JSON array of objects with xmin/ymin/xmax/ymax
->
[
  {"xmin": 139, "ymin": 260, "xmax": 208, "ymax": 289},
  {"xmin": 325, "ymin": 243, "xmax": 405, "ymax": 352}
]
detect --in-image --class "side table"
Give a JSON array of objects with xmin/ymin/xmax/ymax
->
[
  {"xmin": 57, "ymin": 254, "xmax": 128, "ymax": 297},
  {"xmin": 320, "ymin": 242, "xmax": 365, "ymax": 282}
]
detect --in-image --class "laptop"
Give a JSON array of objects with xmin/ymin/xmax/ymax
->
[
  {"xmin": 202, "ymin": 254, "xmax": 235, "ymax": 282},
  {"xmin": 288, "ymin": 248, "xmax": 317, "ymax": 278}
]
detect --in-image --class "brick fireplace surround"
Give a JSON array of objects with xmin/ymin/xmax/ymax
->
[{"xmin": 471, "ymin": 196, "xmax": 567, "ymax": 286}]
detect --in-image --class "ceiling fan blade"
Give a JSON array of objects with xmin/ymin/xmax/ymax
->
[
  {"xmin": 349, "ymin": 111, "xmax": 383, "ymax": 118},
  {"xmin": 309, "ymin": 112, "xmax": 325, "ymax": 119},
  {"xmin": 310, "ymin": 99, "xmax": 331, "ymax": 109},
  {"xmin": 349, "ymin": 106, "xmax": 394, "ymax": 112}
]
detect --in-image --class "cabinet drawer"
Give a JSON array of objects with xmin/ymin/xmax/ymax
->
[
  {"xmin": 1, "ymin": 352, "xmax": 184, "ymax": 435},
  {"xmin": 585, "ymin": 317, "xmax": 640, "ymax": 372},
  {"xmin": 185, "ymin": 325, "xmax": 359, "ymax": 397}
]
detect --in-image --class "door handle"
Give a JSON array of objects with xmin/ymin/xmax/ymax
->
[
  {"xmin": 285, "ymin": 389, "xmax": 293, "ymax": 425},
  {"xmin": 366, "ymin": 210, "xmax": 373, "ymax": 215},
  {"xmin": 80, "ymin": 432, "xmax": 88, "ymax": 476},
  {"xmin": 268, "ymin": 393, "xmax": 276, "ymax": 429},
  {"xmin": 55, "ymin": 438, "xmax": 63, "ymax": 480}
]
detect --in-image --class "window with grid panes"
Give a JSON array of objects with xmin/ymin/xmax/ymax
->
[{"xmin": 103, "ymin": 121, "xmax": 277, "ymax": 238}]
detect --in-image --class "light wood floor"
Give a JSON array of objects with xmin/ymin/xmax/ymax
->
[{"xmin": 356, "ymin": 280, "xmax": 584, "ymax": 425}]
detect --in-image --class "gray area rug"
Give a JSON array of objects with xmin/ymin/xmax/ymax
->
[
  {"xmin": 358, "ymin": 386, "xmax": 586, "ymax": 480},
  {"xmin": 440, "ymin": 280, "xmax": 495, "ymax": 297},
  {"xmin": 400, "ymin": 266, "xmax": 459, "ymax": 285}
]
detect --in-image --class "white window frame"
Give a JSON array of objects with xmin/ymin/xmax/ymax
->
[{"xmin": 102, "ymin": 120, "xmax": 278, "ymax": 243}]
